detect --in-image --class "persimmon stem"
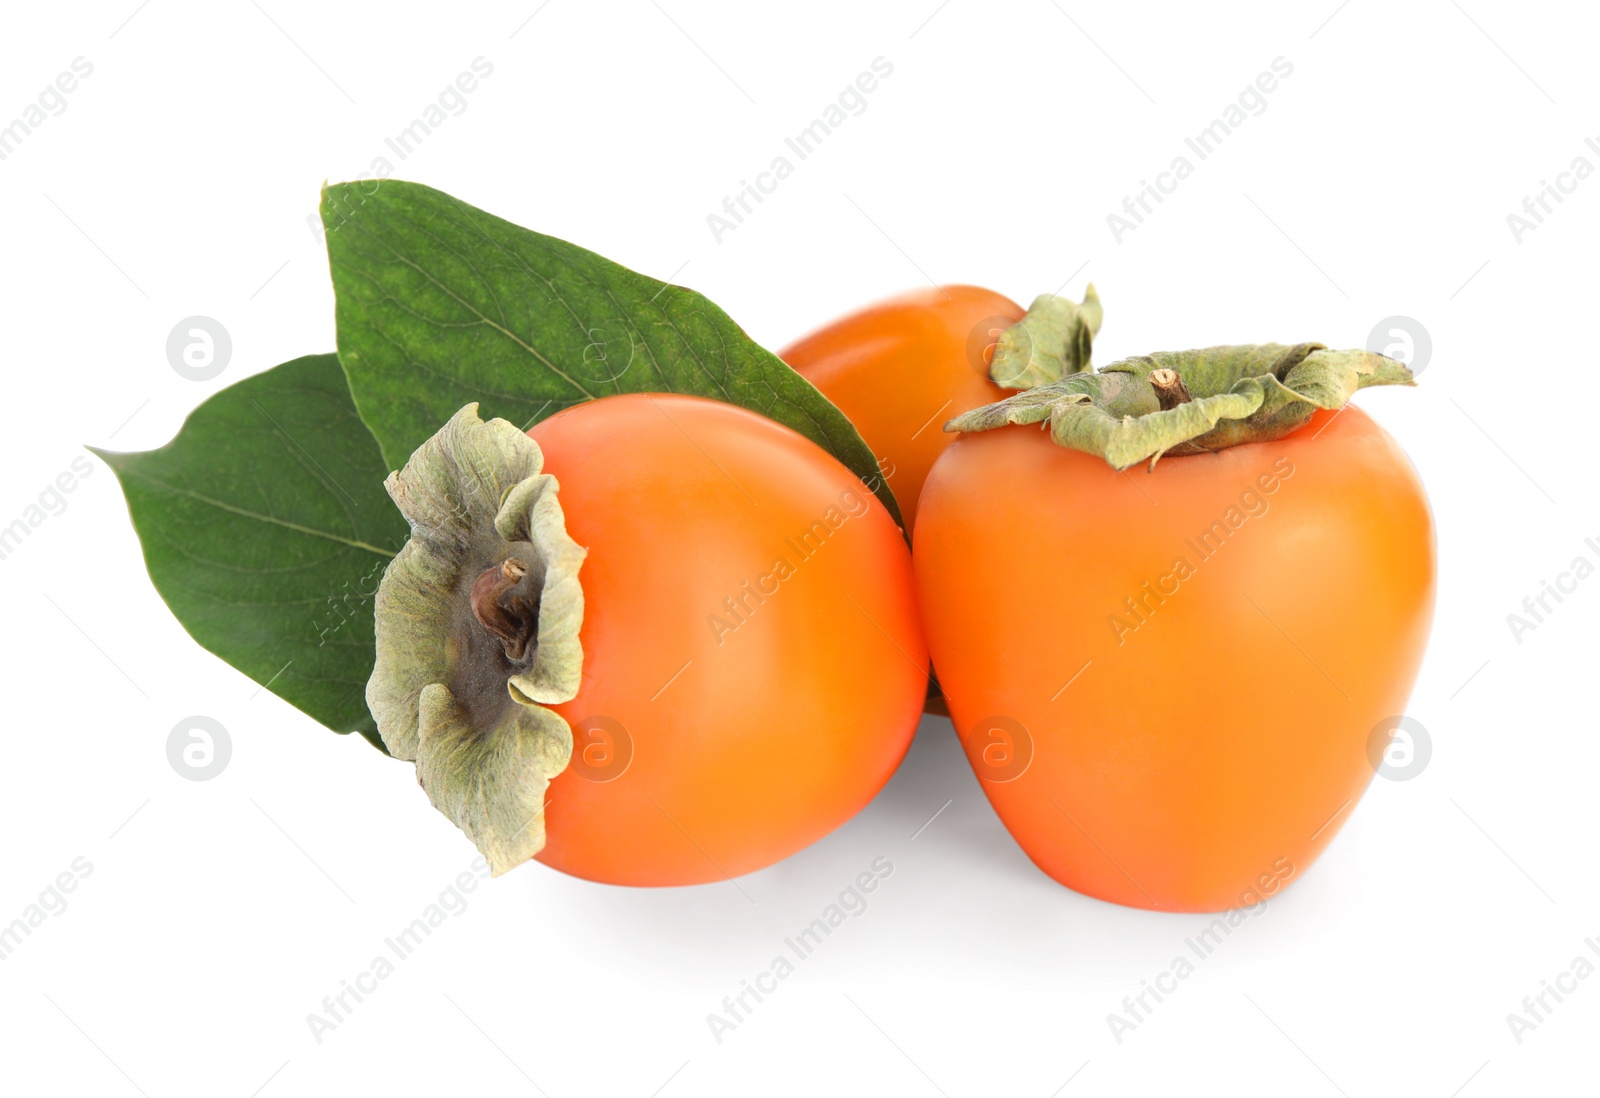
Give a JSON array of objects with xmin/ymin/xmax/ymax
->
[
  {"xmin": 1149, "ymin": 368, "xmax": 1192, "ymax": 410},
  {"xmin": 471, "ymin": 558, "xmax": 537, "ymax": 662}
]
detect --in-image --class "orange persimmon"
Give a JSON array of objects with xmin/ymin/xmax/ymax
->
[
  {"xmin": 916, "ymin": 392, "xmax": 1435, "ymax": 912},
  {"xmin": 779, "ymin": 286, "xmax": 1024, "ymax": 530},
  {"xmin": 529, "ymin": 393, "xmax": 929, "ymax": 885}
]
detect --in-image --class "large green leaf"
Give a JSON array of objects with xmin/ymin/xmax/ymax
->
[
  {"xmin": 321, "ymin": 179, "xmax": 903, "ymax": 527},
  {"xmin": 94, "ymin": 354, "xmax": 409, "ymax": 749}
]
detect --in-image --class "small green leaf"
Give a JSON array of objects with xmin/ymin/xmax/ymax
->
[
  {"xmin": 320, "ymin": 179, "xmax": 902, "ymax": 527},
  {"xmin": 94, "ymin": 354, "xmax": 410, "ymax": 748}
]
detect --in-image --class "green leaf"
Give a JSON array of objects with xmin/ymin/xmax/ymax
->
[
  {"xmin": 93, "ymin": 354, "xmax": 410, "ymax": 749},
  {"xmin": 320, "ymin": 179, "xmax": 903, "ymax": 527}
]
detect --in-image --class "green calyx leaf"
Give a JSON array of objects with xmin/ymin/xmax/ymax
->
[
  {"xmin": 947, "ymin": 343, "xmax": 1414, "ymax": 470},
  {"xmin": 367, "ymin": 404, "xmax": 585, "ymax": 875},
  {"xmin": 93, "ymin": 354, "xmax": 410, "ymax": 749},
  {"xmin": 987, "ymin": 285, "xmax": 1103, "ymax": 390},
  {"xmin": 321, "ymin": 179, "xmax": 903, "ymax": 529},
  {"xmin": 414, "ymin": 684, "xmax": 571, "ymax": 876}
]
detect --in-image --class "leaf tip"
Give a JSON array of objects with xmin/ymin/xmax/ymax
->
[{"xmin": 84, "ymin": 444, "xmax": 125, "ymax": 472}]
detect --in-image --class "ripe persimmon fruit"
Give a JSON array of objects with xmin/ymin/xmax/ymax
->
[
  {"xmin": 364, "ymin": 392, "xmax": 926, "ymax": 886},
  {"xmin": 914, "ymin": 339, "xmax": 1434, "ymax": 911},
  {"xmin": 781, "ymin": 284, "xmax": 1100, "ymax": 718},
  {"xmin": 780, "ymin": 286, "xmax": 1029, "ymax": 531},
  {"xmin": 524, "ymin": 394, "xmax": 928, "ymax": 884}
]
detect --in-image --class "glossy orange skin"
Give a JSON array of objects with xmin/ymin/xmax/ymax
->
[
  {"xmin": 780, "ymin": 286, "xmax": 1023, "ymax": 531},
  {"xmin": 914, "ymin": 406, "xmax": 1435, "ymax": 912},
  {"xmin": 528, "ymin": 393, "xmax": 928, "ymax": 886}
]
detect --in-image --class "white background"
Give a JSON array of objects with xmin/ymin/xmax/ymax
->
[{"xmin": 1, "ymin": 1, "xmax": 1595, "ymax": 1095}]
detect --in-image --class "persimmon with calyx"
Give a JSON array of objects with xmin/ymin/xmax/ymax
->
[
  {"xmin": 368, "ymin": 393, "xmax": 928, "ymax": 884},
  {"xmin": 913, "ymin": 330, "xmax": 1435, "ymax": 912},
  {"xmin": 780, "ymin": 285, "xmax": 1101, "ymax": 531}
]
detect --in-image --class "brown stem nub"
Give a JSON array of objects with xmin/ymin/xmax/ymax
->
[
  {"xmin": 470, "ymin": 558, "xmax": 537, "ymax": 662},
  {"xmin": 1149, "ymin": 368, "xmax": 1192, "ymax": 411}
]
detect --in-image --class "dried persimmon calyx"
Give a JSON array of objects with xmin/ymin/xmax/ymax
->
[
  {"xmin": 948, "ymin": 342, "xmax": 1415, "ymax": 470},
  {"xmin": 987, "ymin": 285, "xmax": 1103, "ymax": 390},
  {"xmin": 366, "ymin": 404, "xmax": 587, "ymax": 875}
]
